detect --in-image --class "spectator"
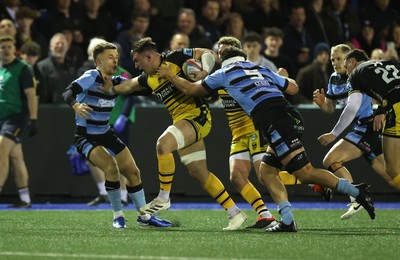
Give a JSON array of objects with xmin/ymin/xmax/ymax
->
[
  {"xmin": 294, "ymin": 42, "xmax": 331, "ymax": 104},
  {"xmin": 389, "ymin": 23, "xmax": 400, "ymax": 59},
  {"xmin": 76, "ymin": 0, "xmax": 116, "ymax": 53},
  {"xmin": 242, "ymin": 0, "xmax": 287, "ymax": 34},
  {"xmin": 306, "ymin": 0, "xmax": 329, "ymax": 44},
  {"xmin": 19, "ymin": 41, "xmax": 41, "ymax": 79},
  {"xmin": 168, "ymin": 32, "xmax": 190, "ymax": 52},
  {"xmin": 281, "ymin": 4, "xmax": 314, "ymax": 76},
  {"xmin": 15, "ymin": 6, "xmax": 47, "ymax": 59},
  {"xmin": 320, "ymin": 0, "xmax": 360, "ymax": 46},
  {"xmin": 358, "ymin": 0, "xmax": 400, "ymax": 41},
  {"xmin": 223, "ymin": 12, "xmax": 247, "ymax": 43},
  {"xmin": 115, "ymin": 10, "xmax": 150, "ymax": 76},
  {"xmin": 36, "ymin": 33, "xmax": 76, "ymax": 104},
  {"xmin": 370, "ymin": 48, "xmax": 384, "ymax": 60},
  {"xmin": 175, "ymin": 8, "xmax": 213, "ymax": 49},
  {"xmin": 0, "ymin": 0, "xmax": 23, "ymax": 24},
  {"xmin": 62, "ymin": 28, "xmax": 85, "ymax": 71},
  {"xmin": 197, "ymin": 0, "xmax": 221, "ymax": 44},
  {"xmin": 351, "ymin": 20, "xmax": 386, "ymax": 57},
  {"xmin": 243, "ymin": 32, "xmax": 277, "ymax": 71},
  {"xmin": 217, "ymin": 0, "xmax": 233, "ymax": 34}
]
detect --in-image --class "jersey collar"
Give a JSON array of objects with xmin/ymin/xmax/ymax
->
[{"xmin": 221, "ymin": 56, "xmax": 245, "ymax": 68}]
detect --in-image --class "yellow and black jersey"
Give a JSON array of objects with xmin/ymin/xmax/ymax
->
[
  {"xmin": 138, "ymin": 48, "xmax": 208, "ymax": 123},
  {"xmin": 218, "ymin": 89, "xmax": 256, "ymax": 139}
]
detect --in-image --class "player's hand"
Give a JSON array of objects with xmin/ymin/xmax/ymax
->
[
  {"xmin": 157, "ymin": 63, "xmax": 174, "ymax": 81},
  {"xmin": 28, "ymin": 119, "xmax": 37, "ymax": 137},
  {"xmin": 318, "ymin": 133, "xmax": 336, "ymax": 146},
  {"xmin": 373, "ymin": 114, "xmax": 385, "ymax": 132},
  {"xmin": 73, "ymin": 103, "xmax": 93, "ymax": 118},
  {"xmin": 277, "ymin": 68, "xmax": 289, "ymax": 77},
  {"xmin": 313, "ymin": 88, "xmax": 325, "ymax": 106},
  {"xmin": 113, "ymin": 115, "xmax": 128, "ymax": 133},
  {"xmin": 97, "ymin": 76, "xmax": 113, "ymax": 94},
  {"xmin": 191, "ymin": 70, "xmax": 208, "ymax": 81}
]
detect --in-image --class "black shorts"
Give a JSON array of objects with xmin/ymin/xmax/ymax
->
[
  {"xmin": 0, "ymin": 113, "xmax": 28, "ymax": 143},
  {"xmin": 252, "ymin": 100, "xmax": 305, "ymax": 160},
  {"xmin": 74, "ymin": 127, "xmax": 126, "ymax": 159}
]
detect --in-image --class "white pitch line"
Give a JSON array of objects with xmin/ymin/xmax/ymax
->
[{"xmin": 0, "ymin": 252, "xmax": 269, "ymax": 260}]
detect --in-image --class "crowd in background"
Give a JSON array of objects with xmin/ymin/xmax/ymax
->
[{"xmin": 1, "ymin": 0, "xmax": 400, "ymax": 105}]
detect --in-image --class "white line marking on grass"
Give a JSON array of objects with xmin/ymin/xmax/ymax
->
[{"xmin": 0, "ymin": 252, "xmax": 269, "ymax": 260}]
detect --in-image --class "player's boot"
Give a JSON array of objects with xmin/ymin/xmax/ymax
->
[
  {"xmin": 223, "ymin": 210, "xmax": 247, "ymax": 231},
  {"xmin": 113, "ymin": 216, "xmax": 126, "ymax": 229},
  {"xmin": 87, "ymin": 195, "xmax": 109, "ymax": 206},
  {"xmin": 7, "ymin": 201, "xmax": 32, "ymax": 208},
  {"xmin": 265, "ymin": 221, "xmax": 298, "ymax": 232},
  {"xmin": 309, "ymin": 184, "xmax": 333, "ymax": 202},
  {"xmin": 140, "ymin": 197, "xmax": 171, "ymax": 215},
  {"xmin": 354, "ymin": 183, "xmax": 375, "ymax": 220},
  {"xmin": 340, "ymin": 201, "xmax": 364, "ymax": 220},
  {"xmin": 137, "ymin": 215, "xmax": 172, "ymax": 227},
  {"xmin": 246, "ymin": 215, "xmax": 277, "ymax": 229}
]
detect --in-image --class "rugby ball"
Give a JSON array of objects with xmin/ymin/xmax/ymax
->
[{"xmin": 182, "ymin": 59, "xmax": 203, "ymax": 81}]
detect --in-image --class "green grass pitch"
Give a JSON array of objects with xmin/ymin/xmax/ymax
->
[{"xmin": 0, "ymin": 209, "xmax": 399, "ymax": 259}]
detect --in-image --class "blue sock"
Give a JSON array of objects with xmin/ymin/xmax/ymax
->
[
  {"xmin": 128, "ymin": 188, "xmax": 146, "ymax": 212},
  {"xmin": 336, "ymin": 178, "xmax": 359, "ymax": 198},
  {"xmin": 277, "ymin": 201, "xmax": 294, "ymax": 225},
  {"xmin": 107, "ymin": 189, "xmax": 122, "ymax": 213}
]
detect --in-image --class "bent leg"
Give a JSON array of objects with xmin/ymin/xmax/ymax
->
[
  {"xmin": 383, "ymin": 136, "xmax": 400, "ymax": 190},
  {"xmin": 371, "ymin": 155, "xmax": 397, "ymax": 188}
]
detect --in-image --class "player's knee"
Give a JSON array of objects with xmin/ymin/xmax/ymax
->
[
  {"xmin": 9, "ymin": 148, "xmax": 23, "ymax": 163},
  {"xmin": 229, "ymin": 170, "xmax": 246, "ymax": 186},
  {"xmin": 327, "ymin": 162, "xmax": 343, "ymax": 173},
  {"xmin": 163, "ymin": 125, "xmax": 186, "ymax": 151},
  {"xmin": 285, "ymin": 151, "xmax": 310, "ymax": 174}
]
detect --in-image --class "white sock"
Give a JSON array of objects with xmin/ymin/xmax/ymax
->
[
  {"xmin": 350, "ymin": 196, "xmax": 356, "ymax": 203},
  {"xmin": 121, "ymin": 189, "xmax": 128, "ymax": 202},
  {"xmin": 227, "ymin": 205, "xmax": 240, "ymax": 217},
  {"xmin": 113, "ymin": 211, "xmax": 124, "ymax": 219},
  {"xmin": 260, "ymin": 210, "xmax": 273, "ymax": 219},
  {"xmin": 97, "ymin": 182, "xmax": 107, "ymax": 195},
  {"xmin": 18, "ymin": 187, "xmax": 31, "ymax": 203},
  {"xmin": 158, "ymin": 190, "xmax": 170, "ymax": 202}
]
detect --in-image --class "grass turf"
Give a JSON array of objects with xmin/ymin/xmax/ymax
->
[{"xmin": 0, "ymin": 209, "xmax": 399, "ymax": 259}]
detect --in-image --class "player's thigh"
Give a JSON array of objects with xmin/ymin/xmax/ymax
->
[
  {"xmin": 114, "ymin": 147, "xmax": 139, "ymax": 175},
  {"xmin": 177, "ymin": 139, "xmax": 209, "ymax": 177},
  {"xmin": 382, "ymin": 136, "xmax": 400, "ymax": 177},
  {"xmin": 324, "ymin": 139, "xmax": 364, "ymax": 163},
  {"xmin": 89, "ymin": 146, "xmax": 116, "ymax": 173}
]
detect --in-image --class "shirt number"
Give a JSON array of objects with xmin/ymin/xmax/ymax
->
[{"xmin": 374, "ymin": 65, "xmax": 400, "ymax": 83}]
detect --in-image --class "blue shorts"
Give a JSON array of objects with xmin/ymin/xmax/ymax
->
[{"xmin": 344, "ymin": 122, "xmax": 383, "ymax": 162}]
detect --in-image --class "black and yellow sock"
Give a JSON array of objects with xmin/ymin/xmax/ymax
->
[
  {"xmin": 203, "ymin": 172, "xmax": 235, "ymax": 209},
  {"xmin": 158, "ymin": 153, "xmax": 175, "ymax": 191},
  {"xmin": 279, "ymin": 171, "xmax": 301, "ymax": 185},
  {"xmin": 240, "ymin": 182, "xmax": 267, "ymax": 214}
]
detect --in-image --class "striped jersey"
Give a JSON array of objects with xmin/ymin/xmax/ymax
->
[
  {"xmin": 203, "ymin": 57, "xmax": 288, "ymax": 116},
  {"xmin": 72, "ymin": 69, "xmax": 125, "ymax": 134}
]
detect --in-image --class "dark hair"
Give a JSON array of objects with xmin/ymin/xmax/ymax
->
[
  {"xmin": 263, "ymin": 27, "xmax": 284, "ymax": 39},
  {"xmin": 243, "ymin": 32, "xmax": 262, "ymax": 44},
  {"xmin": 16, "ymin": 6, "xmax": 36, "ymax": 20},
  {"xmin": 345, "ymin": 49, "xmax": 369, "ymax": 62},
  {"xmin": 20, "ymin": 41, "xmax": 41, "ymax": 56},
  {"xmin": 220, "ymin": 46, "xmax": 247, "ymax": 62},
  {"xmin": 131, "ymin": 37, "xmax": 157, "ymax": 54},
  {"xmin": 0, "ymin": 35, "xmax": 15, "ymax": 44},
  {"xmin": 93, "ymin": 42, "xmax": 118, "ymax": 61},
  {"xmin": 131, "ymin": 10, "xmax": 150, "ymax": 21}
]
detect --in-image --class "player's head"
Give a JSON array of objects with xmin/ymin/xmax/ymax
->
[
  {"xmin": 93, "ymin": 41, "xmax": 118, "ymax": 76},
  {"xmin": 344, "ymin": 49, "xmax": 368, "ymax": 75},
  {"xmin": 217, "ymin": 36, "xmax": 241, "ymax": 61},
  {"xmin": 220, "ymin": 46, "xmax": 246, "ymax": 64},
  {"xmin": 131, "ymin": 37, "xmax": 160, "ymax": 74},
  {"xmin": 330, "ymin": 44, "xmax": 351, "ymax": 75}
]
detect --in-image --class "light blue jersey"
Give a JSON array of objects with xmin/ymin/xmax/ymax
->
[
  {"xmin": 202, "ymin": 58, "xmax": 288, "ymax": 116},
  {"xmin": 73, "ymin": 69, "xmax": 126, "ymax": 135},
  {"xmin": 327, "ymin": 72, "xmax": 374, "ymax": 125}
]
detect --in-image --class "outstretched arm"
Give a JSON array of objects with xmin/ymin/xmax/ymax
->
[
  {"xmin": 318, "ymin": 92, "xmax": 362, "ymax": 146},
  {"xmin": 158, "ymin": 64, "xmax": 208, "ymax": 96},
  {"xmin": 97, "ymin": 76, "xmax": 146, "ymax": 95}
]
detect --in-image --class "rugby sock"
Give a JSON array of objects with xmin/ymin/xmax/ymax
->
[
  {"xmin": 105, "ymin": 180, "xmax": 123, "ymax": 214},
  {"xmin": 18, "ymin": 187, "xmax": 30, "ymax": 203},
  {"xmin": 393, "ymin": 175, "xmax": 400, "ymax": 190},
  {"xmin": 97, "ymin": 181, "xmax": 107, "ymax": 196},
  {"xmin": 279, "ymin": 171, "xmax": 301, "ymax": 185},
  {"xmin": 336, "ymin": 178, "xmax": 359, "ymax": 198},
  {"xmin": 127, "ymin": 184, "xmax": 146, "ymax": 212},
  {"xmin": 240, "ymin": 182, "xmax": 272, "ymax": 218},
  {"xmin": 277, "ymin": 201, "xmax": 294, "ymax": 225},
  {"xmin": 158, "ymin": 153, "xmax": 175, "ymax": 193},
  {"xmin": 203, "ymin": 172, "xmax": 235, "ymax": 210}
]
